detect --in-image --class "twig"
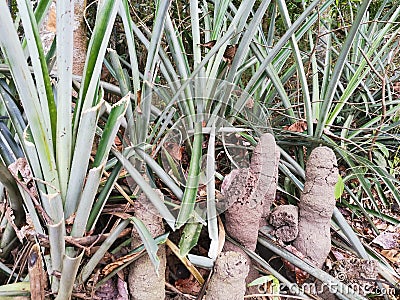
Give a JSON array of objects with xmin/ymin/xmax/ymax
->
[{"xmin": 165, "ymin": 238, "xmax": 205, "ymax": 285}]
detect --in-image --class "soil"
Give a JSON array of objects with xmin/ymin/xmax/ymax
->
[
  {"xmin": 204, "ymin": 251, "xmax": 249, "ymax": 300},
  {"xmin": 293, "ymin": 146, "xmax": 338, "ymax": 268},
  {"xmin": 269, "ymin": 204, "xmax": 299, "ymax": 242},
  {"xmin": 221, "ymin": 133, "xmax": 280, "ymax": 296},
  {"xmin": 128, "ymin": 192, "xmax": 166, "ymax": 300}
]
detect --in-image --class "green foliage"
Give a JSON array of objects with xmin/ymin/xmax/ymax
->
[{"xmin": 334, "ymin": 174, "xmax": 345, "ymax": 199}]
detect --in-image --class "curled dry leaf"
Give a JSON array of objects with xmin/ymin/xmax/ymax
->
[
  {"xmin": 393, "ymin": 82, "xmax": 400, "ymax": 94},
  {"xmin": 28, "ymin": 244, "xmax": 46, "ymax": 300},
  {"xmin": 164, "ymin": 142, "xmax": 184, "ymax": 161},
  {"xmin": 114, "ymin": 136, "xmax": 123, "ymax": 151},
  {"xmin": 198, "ymin": 40, "xmax": 216, "ymax": 49},
  {"xmin": 175, "ymin": 274, "xmax": 202, "ymax": 295},
  {"xmin": 8, "ymin": 157, "xmax": 38, "ymax": 199},
  {"xmin": 372, "ymin": 232, "xmax": 400, "ymax": 250},
  {"xmin": 381, "ymin": 249, "xmax": 400, "ymax": 263},
  {"xmin": 136, "ymin": 90, "xmax": 142, "ymax": 106},
  {"xmin": 282, "ymin": 245, "xmax": 310, "ymax": 284},
  {"xmin": 198, "ymin": 40, "xmax": 238, "ymax": 65},
  {"xmin": 5, "ymin": 206, "xmax": 36, "ymax": 242},
  {"xmin": 136, "ymin": 90, "xmax": 142, "ymax": 114},
  {"xmin": 283, "ymin": 120, "xmax": 308, "ymax": 133},
  {"xmin": 65, "ymin": 213, "xmax": 76, "ymax": 226},
  {"xmin": 222, "ymin": 44, "xmax": 238, "ymax": 65},
  {"xmin": 101, "ymin": 250, "xmax": 145, "ymax": 276}
]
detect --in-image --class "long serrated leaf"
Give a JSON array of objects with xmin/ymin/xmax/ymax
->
[
  {"xmin": 352, "ymin": 151, "xmax": 400, "ymax": 206},
  {"xmin": 72, "ymin": 0, "xmax": 119, "ymax": 139},
  {"xmin": 17, "ymin": 0, "xmax": 56, "ymax": 143},
  {"xmin": 0, "ymin": 80, "xmax": 26, "ymax": 142},
  {"xmin": 0, "ymin": 2, "xmax": 59, "ymax": 193},
  {"xmin": 176, "ymin": 122, "xmax": 203, "ymax": 228},
  {"xmin": 226, "ymin": 0, "xmax": 270, "ymax": 83},
  {"xmin": 129, "ymin": 21, "xmax": 180, "ymax": 95},
  {"xmin": 108, "ymin": 49, "xmax": 130, "ymax": 97},
  {"xmin": 179, "ymin": 217, "xmax": 203, "ymax": 257},
  {"xmin": 118, "ymin": 0, "xmax": 140, "ymax": 143},
  {"xmin": 20, "ymin": 0, "xmax": 52, "ymax": 52},
  {"xmin": 0, "ymin": 122, "xmax": 20, "ymax": 165},
  {"xmin": 134, "ymin": 147, "xmax": 183, "ymax": 200},
  {"xmin": 137, "ymin": 0, "xmax": 171, "ymax": 144},
  {"xmin": 48, "ymin": 219, "xmax": 65, "ymax": 293},
  {"xmin": 93, "ymin": 95, "xmax": 128, "ymax": 167},
  {"xmin": 56, "ymin": 251, "xmax": 84, "ymax": 300},
  {"xmin": 277, "ymin": 0, "xmax": 312, "ymax": 134},
  {"xmin": 0, "ymin": 282, "xmax": 30, "ymax": 297},
  {"xmin": 118, "ymin": 0, "xmax": 140, "ymax": 95},
  {"xmin": 42, "ymin": 192, "xmax": 64, "ymax": 224},
  {"xmin": 111, "ymin": 149, "xmax": 176, "ymax": 230},
  {"xmin": 23, "ymin": 132, "xmax": 46, "ymax": 194},
  {"xmin": 232, "ymin": 0, "xmax": 322, "ymax": 115},
  {"xmin": 164, "ymin": 15, "xmax": 190, "ymax": 80},
  {"xmin": 65, "ymin": 99, "xmax": 104, "ymax": 217},
  {"xmin": 327, "ymin": 18, "xmax": 400, "ymax": 126},
  {"xmin": 315, "ymin": 0, "xmax": 373, "ymax": 137},
  {"xmin": 157, "ymin": 26, "xmax": 236, "ymax": 126},
  {"xmin": 17, "ymin": 187, "xmax": 43, "ymax": 235},
  {"xmin": 71, "ymin": 165, "xmax": 104, "ymax": 238},
  {"xmin": 56, "ymin": 0, "xmax": 74, "ymax": 200},
  {"xmin": 212, "ymin": 0, "xmax": 230, "ymax": 39},
  {"xmin": 86, "ymin": 162, "xmax": 123, "ymax": 231},
  {"xmin": 97, "ymin": 232, "xmax": 170, "ymax": 287},
  {"xmin": 332, "ymin": 208, "xmax": 369, "ymax": 259},
  {"xmin": 190, "ymin": 0, "xmax": 202, "ymax": 68},
  {"xmin": 164, "ymin": 15, "xmax": 194, "ymax": 119},
  {"xmin": 78, "ymin": 219, "xmax": 130, "ymax": 284},
  {"xmin": 130, "ymin": 216, "xmax": 161, "ymax": 275},
  {"xmin": 206, "ymin": 123, "xmax": 218, "ymax": 260},
  {"xmin": 265, "ymin": 64, "xmax": 295, "ymax": 119},
  {"xmin": 33, "ymin": 0, "xmax": 52, "ymax": 28}
]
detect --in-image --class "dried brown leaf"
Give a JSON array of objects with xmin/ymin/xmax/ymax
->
[
  {"xmin": 8, "ymin": 158, "xmax": 38, "ymax": 198},
  {"xmin": 101, "ymin": 250, "xmax": 145, "ymax": 276},
  {"xmin": 175, "ymin": 274, "xmax": 202, "ymax": 295},
  {"xmin": 136, "ymin": 90, "xmax": 141, "ymax": 106},
  {"xmin": 372, "ymin": 232, "xmax": 400, "ymax": 250},
  {"xmin": 223, "ymin": 44, "xmax": 238, "ymax": 64},
  {"xmin": 198, "ymin": 40, "xmax": 216, "ymax": 49},
  {"xmin": 46, "ymin": 6, "xmax": 56, "ymax": 33},
  {"xmin": 65, "ymin": 213, "xmax": 76, "ymax": 225},
  {"xmin": 283, "ymin": 120, "xmax": 308, "ymax": 133},
  {"xmin": 136, "ymin": 90, "xmax": 142, "ymax": 114},
  {"xmin": 28, "ymin": 244, "xmax": 46, "ymax": 300},
  {"xmin": 381, "ymin": 249, "xmax": 400, "ymax": 263},
  {"xmin": 282, "ymin": 245, "xmax": 310, "ymax": 284},
  {"xmin": 199, "ymin": 40, "xmax": 238, "ymax": 64},
  {"xmin": 165, "ymin": 142, "xmax": 183, "ymax": 161}
]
